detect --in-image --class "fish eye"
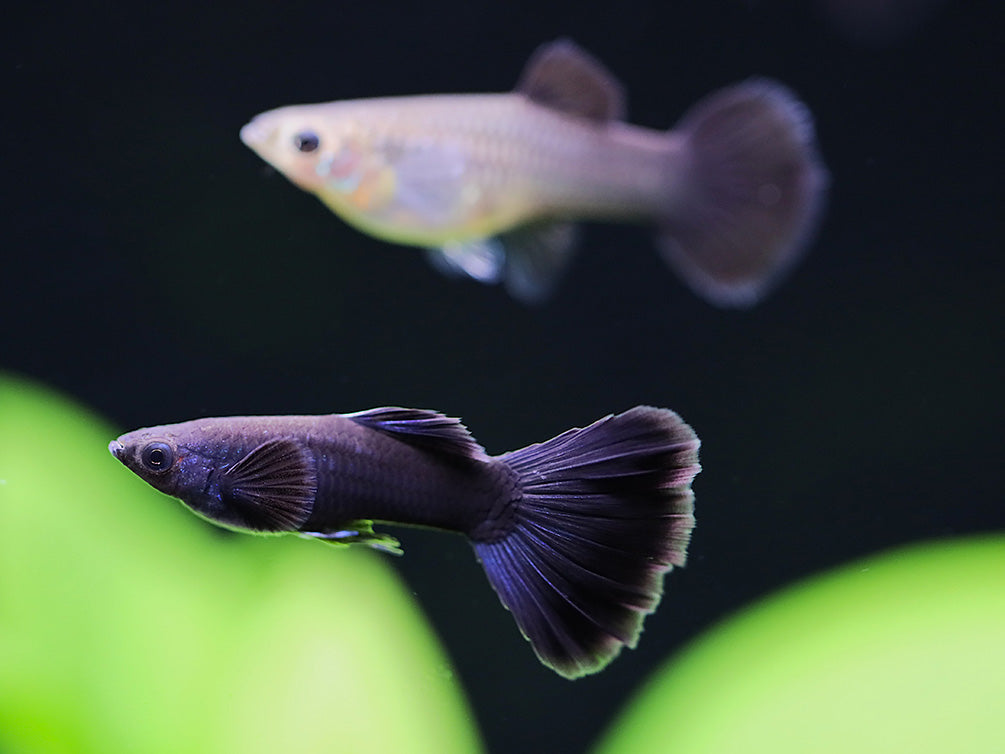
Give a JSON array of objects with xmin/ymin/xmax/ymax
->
[
  {"xmin": 140, "ymin": 442, "xmax": 175, "ymax": 473},
  {"xmin": 293, "ymin": 131, "xmax": 320, "ymax": 153}
]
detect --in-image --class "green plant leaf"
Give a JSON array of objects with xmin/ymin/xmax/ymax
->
[
  {"xmin": 595, "ymin": 535, "xmax": 1005, "ymax": 754},
  {"xmin": 0, "ymin": 372, "xmax": 482, "ymax": 754}
]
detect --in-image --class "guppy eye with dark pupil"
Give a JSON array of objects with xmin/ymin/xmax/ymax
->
[
  {"xmin": 141, "ymin": 442, "xmax": 174, "ymax": 472},
  {"xmin": 293, "ymin": 131, "xmax": 320, "ymax": 153}
]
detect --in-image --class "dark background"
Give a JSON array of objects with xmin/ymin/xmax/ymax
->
[{"xmin": 3, "ymin": 2, "xmax": 1001, "ymax": 752}]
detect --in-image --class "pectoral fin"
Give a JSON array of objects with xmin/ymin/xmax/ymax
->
[
  {"xmin": 220, "ymin": 438, "xmax": 317, "ymax": 531},
  {"xmin": 425, "ymin": 239, "xmax": 506, "ymax": 283}
]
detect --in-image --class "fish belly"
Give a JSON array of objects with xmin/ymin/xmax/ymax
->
[{"xmin": 323, "ymin": 95, "xmax": 672, "ymax": 246}]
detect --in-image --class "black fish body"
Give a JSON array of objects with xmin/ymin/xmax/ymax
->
[
  {"xmin": 110, "ymin": 405, "xmax": 700, "ymax": 679},
  {"xmin": 304, "ymin": 413, "xmax": 518, "ymax": 541}
]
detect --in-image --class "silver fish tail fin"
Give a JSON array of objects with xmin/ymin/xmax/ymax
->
[
  {"xmin": 473, "ymin": 406, "xmax": 699, "ymax": 679},
  {"xmin": 660, "ymin": 79, "xmax": 828, "ymax": 307}
]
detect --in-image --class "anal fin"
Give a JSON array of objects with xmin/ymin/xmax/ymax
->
[
  {"xmin": 425, "ymin": 222, "xmax": 578, "ymax": 304},
  {"xmin": 500, "ymin": 221, "xmax": 579, "ymax": 304},
  {"xmin": 303, "ymin": 520, "xmax": 403, "ymax": 555}
]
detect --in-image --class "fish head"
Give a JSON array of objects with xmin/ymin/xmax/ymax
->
[
  {"xmin": 240, "ymin": 103, "xmax": 356, "ymax": 195},
  {"xmin": 110, "ymin": 420, "xmax": 248, "ymax": 532},
  {"xmin": 110, "ymin": 418, "xmax": 317, "ymax": 534}
]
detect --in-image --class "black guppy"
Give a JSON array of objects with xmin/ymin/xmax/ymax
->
[{"xmin": 110, "ymin": 405, "xmax": 699, "ymax": 679}]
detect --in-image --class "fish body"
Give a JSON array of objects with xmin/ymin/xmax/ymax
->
[
  {"xmin": 110, "ymin": 405, "xmax": 700, "ymax": 678},
  {"xmin": 241, "ymin": 93, "xmax": 677, "ymax": 246},
  {"xmin": 241, "ymin": 39, "xmax": 827, "ymax": 306}
]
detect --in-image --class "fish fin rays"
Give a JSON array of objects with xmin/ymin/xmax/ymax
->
[
  {"xmin": 302, "ymin": 521, "xmax": 403, "ymax": 555},
  {"xmin": 345, "ymin": 407, "xmax": 486, "ymax": 460},
  {"xmin": 517, "ymin": 39, "xmax": 627, "ymax": 122},
  {"xmin": 425, "ymin": 239, "xmax": 506, "ymax": 284},
  {"xmin": 659, "ymin": 79, "xmax": 828, "ymax": 307},
  {"xmin": 220, "ymin": 438, "xmax": 317, "ymax": 531},
  {"xmin": 501, "ymin": 222, "xmax": 579, "ymax": 303},
  {"xmin": 472, "ymin": 406, "xmax": 700, "ymax": 679},
  {"xmin": 425, "ymin": 222, "xmax": 579, "ymax": 304}
]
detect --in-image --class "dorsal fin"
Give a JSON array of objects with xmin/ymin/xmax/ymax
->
[
  {"xmin": 345, "ymin": 407, "xmax": 486, "ymax": 460},
  {"xmin": 516, "ymin": 39, "xmax": 626, "ymax": 122}
]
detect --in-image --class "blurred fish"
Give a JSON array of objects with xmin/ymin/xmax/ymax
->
[
  {"xmin": 110, "ymin": 405, "xmax": 699, "ymax": 678},
  {"xmin": 240, "ymin": 39, "xmax": 827, "ymax": 306}
]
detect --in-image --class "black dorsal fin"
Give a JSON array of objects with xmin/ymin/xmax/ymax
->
[
  {"xmin": 516, "ymin": 39, "xmax": 626, "ymax": 122},
  {"xmin": 345, "ymin": 407, "xmax": 486, "ymax": 460},
  {"xmin": 221, "ymin": 438, "xmax": 317, "ymax": 531}
]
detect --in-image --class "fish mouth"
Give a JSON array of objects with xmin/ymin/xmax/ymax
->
[
  {"xmin": 239, "ymin": 118, "xmax": 267, "ymax": 148},
  {"xmin": 108, "ymin": 440, "xmax": 125, "ymax": 461}
]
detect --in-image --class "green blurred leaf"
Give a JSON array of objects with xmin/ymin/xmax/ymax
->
[
  {"xmin": 595, "ymin": 535, "xmax": 1005, "ymax": 754},
  {"xmin": 0, "ymin": 373, "xmax": 482, "ymax": 754}
]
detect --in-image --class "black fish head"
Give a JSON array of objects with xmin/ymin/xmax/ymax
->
[
  {"xmin": 109, "ymin": 422, "xmax": 226, "ymax": 521},
  {"xmin": 110, "ymin": 418, "xmax": 317, "ymax": 534},
  {"xmin": 110, "ymin": 427, "xmax": 193, "ymax": 495}
]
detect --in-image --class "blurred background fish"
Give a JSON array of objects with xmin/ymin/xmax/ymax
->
[{"xmin": 241, "ymin": 39, "xmax": 828, "ymax": 306}]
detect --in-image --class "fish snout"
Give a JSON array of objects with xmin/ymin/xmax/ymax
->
[
  {"xmin": 108, "ymin": 440, "xmax": 125, "ymax": 461},
  {"xmin": 239, "ymin": 119, "xmax": 267, "ymax": 148}
]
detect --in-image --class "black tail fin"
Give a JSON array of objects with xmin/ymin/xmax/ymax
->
[
  {"xmin": 473, "ymin": 406, "xmax": 699, "ymax": 679},
  {"xmin": 660, "ymin": 79, "xmax": 828, "ymax": 307}
]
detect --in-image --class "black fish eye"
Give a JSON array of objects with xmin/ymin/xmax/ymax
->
[
  {"xmin": 141, "ymin": 442, "xmax": 174, "ymax": 472},
  {"xmin": 293, "ymin": 131, "xmax": 320, "ymax": 153}
]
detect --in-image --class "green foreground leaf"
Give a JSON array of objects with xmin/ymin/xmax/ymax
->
[
  {"xmin": 596, "ymin": 535, "xmax": 1005, "ymax": 754},
  {"xmin": 0, "ymin": 373, "xmax": 482, "ymax": 754}
]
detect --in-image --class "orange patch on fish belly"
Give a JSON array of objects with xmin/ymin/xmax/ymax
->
[{"xmin": 349, "ymin": 164, "xmax": 396, "ymax": 212}]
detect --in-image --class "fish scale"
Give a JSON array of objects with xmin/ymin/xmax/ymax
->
[{"xmin": 302, "ymin": 415, "xmax": 499, "ymax": 535}]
